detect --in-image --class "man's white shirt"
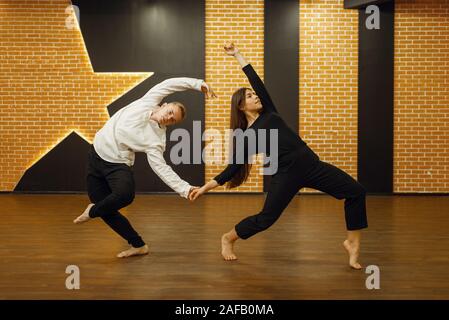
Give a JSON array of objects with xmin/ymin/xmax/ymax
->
[{"xmin": 93, "ymin": 77, "xmax": 204, "ymax": 199}]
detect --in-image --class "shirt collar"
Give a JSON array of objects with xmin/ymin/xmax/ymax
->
[{"xmin": 149, "ymin": 110, "xmax": 164, "ymax": 129}]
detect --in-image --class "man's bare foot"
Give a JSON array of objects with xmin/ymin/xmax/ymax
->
[
  {"xmin": 73, "ymin": 203, "xmax": 94, "ymax": 224},
  {"xmin": 343, "ymin": 239, "xmax": 362, "ymax": 270},
  {"xmin": 117, "ymin": 244, "xmax": 149, "ymax": 258},
  {"xmin": 221, "ymin": 233, "xmax": 237, "ymax": 261}
]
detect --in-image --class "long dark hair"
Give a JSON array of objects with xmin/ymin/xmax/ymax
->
[{"xmin": 227, "ymin": 87, "xmax": 252, "ymax": 189}]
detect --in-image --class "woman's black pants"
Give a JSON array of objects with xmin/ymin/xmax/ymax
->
[
  {"xmin": 235, "ymin": 160, "xmax": 368, "ymax": 239},
  {"xmin": 86, "ymin": 146, "xmax": 145, "ymax": 248}
]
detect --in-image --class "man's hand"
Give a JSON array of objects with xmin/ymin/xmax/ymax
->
[
  {"xmin": 224, "ymin": 42, "xmax": 239, "ymax": 56},
  {"xmin": 201, "ymin": 82, "xmax": 217, "ymax": 99},
  {"xmin": 189, "ymin": 186, "xmax": 206, "ymax": 202},
  {"xmin": 188, "ymin": 186, "xmax": 199, "ymax": 200}
]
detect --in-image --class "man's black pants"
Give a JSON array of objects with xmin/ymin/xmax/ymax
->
[{"xmin": 86, "ymin": 146, "xmax": 145, "ymax": 248}]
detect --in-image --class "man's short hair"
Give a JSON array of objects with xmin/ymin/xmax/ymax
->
[{"xmin": 173, "ymin": 101, "xmax": 186, "ymax": 121}]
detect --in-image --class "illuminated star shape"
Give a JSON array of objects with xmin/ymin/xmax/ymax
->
[{"xmin": 0, "ymin": 1, "xmax": 152, "ymax": 190}]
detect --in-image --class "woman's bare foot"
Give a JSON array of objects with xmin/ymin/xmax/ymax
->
[
  {"xmin": 343, "ymin": 239, "xmax": 362, "ymax": 270},
  {"xmin": 73, "ymin": 203, "xmax": 94, "ymax": 224},
  {"xmin": 221, "ymin": 233, "xmax": 237, "ymax": 261},
  {"xmin": 117, "ymin": 244, "xmax": 149, "ymax": 258}
]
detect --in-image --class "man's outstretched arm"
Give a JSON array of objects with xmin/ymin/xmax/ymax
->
[
  {"xmin": 146, "ymin": 145, "xmax": 197, "ymax": 199},
  {"xmin": 141, "ymin": 77, "xmax": 216, "ymax": 106}
]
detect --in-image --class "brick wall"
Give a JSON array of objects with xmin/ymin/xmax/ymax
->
[
  {"xmin": 0, "ymin": 0, "xmax": 150, "ymax": 191},
  {"xmin": 394, "ymin": 0, "xmax": 449, "ymax": 192},
  {"xmin": 299, "ymin": 0, "xmax": 359, "ymax": 192},
  {"xmin": 1, "ymin": 0, "xmax": 448, "ymax": 193},
  {"xmin": 205, "ymin": 0, "xmax": 265, "ymax": 192}
]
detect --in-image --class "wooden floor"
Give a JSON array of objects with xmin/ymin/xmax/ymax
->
[{"xmin": 0, "ymin": 194, "xmax": 448, "ymax": 299}]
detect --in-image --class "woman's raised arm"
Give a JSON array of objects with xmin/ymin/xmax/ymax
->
[{"xmin": 224, "ymin": 42, "xmax": 278, "ymax": 113}]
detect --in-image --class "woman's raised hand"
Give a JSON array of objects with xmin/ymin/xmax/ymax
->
[{"xmin": 224, "ymin": 42, "xmax": 239, "ymax": 56}]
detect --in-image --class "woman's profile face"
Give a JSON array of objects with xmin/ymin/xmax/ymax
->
[{"xmin": 241, "ymin": 89, "xmax": 262, "ymax": 112}]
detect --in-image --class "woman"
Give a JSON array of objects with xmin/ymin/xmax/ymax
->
[{"xmin": 190, "ymin": 43, "xmax": 368, "ymax": 269}]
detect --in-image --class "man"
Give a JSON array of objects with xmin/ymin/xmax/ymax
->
[{"xmin": 74, "ymin": 76, "xmax": 216, "ymax": 258}]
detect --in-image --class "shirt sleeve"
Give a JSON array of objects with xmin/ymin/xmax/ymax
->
[
  {"xmin": 213, "ymin": 163, "xmax": 244, "ymax": 186},
  {"xmin": 213, "ymin": 130, "xmax": 254, "ymax": 186},
  {"xmin": 141, "ymin": 77, "xmax": 204, "ymax": 106},
  {"xmin": 146, "ymin": 144, "xmax": 192, "ymax": 198},
  {"xmin": 242, "ymin": 64, "xmax": 278, "ymax": 114}
]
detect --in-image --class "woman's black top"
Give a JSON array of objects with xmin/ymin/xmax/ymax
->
[{"xmin": 213, "ymin": 64, "xmax": 319, "ymax": 186}]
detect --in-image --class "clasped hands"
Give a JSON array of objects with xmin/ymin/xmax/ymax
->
[{"xmin": 187, "ymin": 185, "xmax": 207, "ymax": 202}]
